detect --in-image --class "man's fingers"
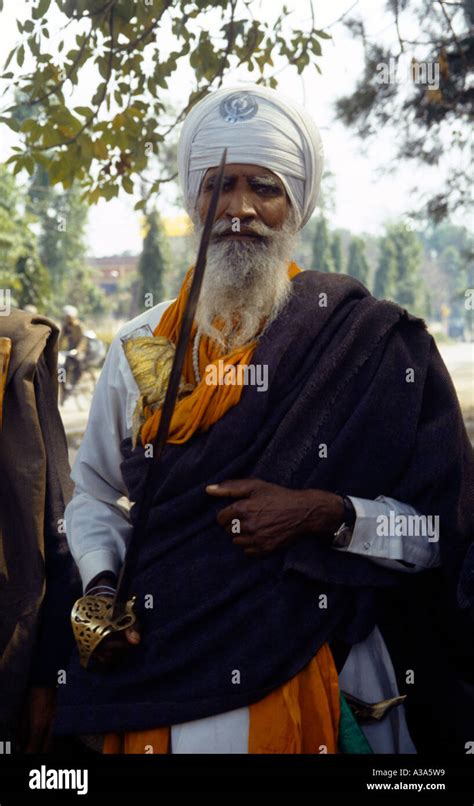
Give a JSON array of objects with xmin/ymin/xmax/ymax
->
[
  {"xmin": 216, "ymin": 503, "xmax": 244, "ymax": 528},
  {"xmin": 232, "ymin": 536, "xmax": 257, "ymax": 548},
  {"xmin": 125, "ymin": 627, "xmax": 141, "ymax": 644},
  {"xmin": 206, "ymin": 479, "xmax": 261, "ymax": 498},
  {"xmin": 94, "ymin": 628, "xmax": 140, "ymax": 663}
]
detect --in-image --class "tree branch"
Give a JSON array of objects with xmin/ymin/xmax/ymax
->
[{"xmin": 34, "ymin": 7, "xmax": 116, "ymax": 152}]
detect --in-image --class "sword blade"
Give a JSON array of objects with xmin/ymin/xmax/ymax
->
[{"xmin": 112, "ymin": 148, "xmax": 227, "ymax": 617}]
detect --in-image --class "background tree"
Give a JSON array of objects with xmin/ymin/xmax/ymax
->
[
  {"xmin": 335, "ymin": 0, "xmax": 473, "ymax": 221},
  {"xmin": 0, "ymin": 165, "xmax": 50, "ymax": 309},
  {"xmin": 439, "ymin": 243, "xmax": 468, "ymax": 317},
  {"xmin": 312, "ymin": 216, "xmax": 335, "ymax": 273},
  {"xmin": 26, "ymin": 164, "xmax": 109, "ymax": 316},
  {"xmin": 0, "ymin": 0, "xmax": 331, "ymax": 208},
  {"xmin": 347, "ymin": 236, "xmax": 370, "ymax": 285},
  {"xmin": 374, "ymin": 222, "xmax": 427, "ymax": 315},
  {"xmin": 136, "ymin": 209, "xmax": 171, "ymax": 314},
  {"xmin": 390, "ymin": 223, "xmax": 425, "ymax": 312},
  {"xmin": 374, "ymin": 231, "xmax": 399, "ymax": 301},
  {"xmin": 331, "ymin": 232, "xmax": 344, "ymax": 273},
  {"xmin": 29, "ymin": 168, "xmax": 88, "ymax": 287}
]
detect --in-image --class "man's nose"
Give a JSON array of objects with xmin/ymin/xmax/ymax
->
[{"xmin": 222, "ymin": 189, "xmax": 257, "ymax": 222}]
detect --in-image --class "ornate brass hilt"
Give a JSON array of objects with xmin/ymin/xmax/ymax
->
[{"xmin": 71, "ymin": 594, "xmax": 137, "ymax": 669}]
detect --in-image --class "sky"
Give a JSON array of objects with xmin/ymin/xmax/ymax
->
[{"xmin": 0, "ymin": 0, "xmax": 467, "ymax": 257}]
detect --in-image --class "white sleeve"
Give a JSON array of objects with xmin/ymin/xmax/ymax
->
[
  {"xmin": 65, "ymin": 334, "xmax": 134, "ymax": 591},
  {"xmin": 333, "ymin": 495, "xmax": 441, "ymax": 573},
  {"xmin": 65, "ymin": 302, "xmax": 174, "ymax": 591}
]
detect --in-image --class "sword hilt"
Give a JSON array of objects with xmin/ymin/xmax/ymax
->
[{"xmin": 71, "ymin": 593, "xmax": 137, "ymax": 669}]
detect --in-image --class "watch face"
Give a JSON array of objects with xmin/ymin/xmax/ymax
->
[{"xmin": 333, "ymin": 525, "xmax": 352, "ymax": 548}]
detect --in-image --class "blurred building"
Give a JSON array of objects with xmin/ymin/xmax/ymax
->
[{"xmin": 88, "ymin": 255, "xmax": 138, "ymax": 296}]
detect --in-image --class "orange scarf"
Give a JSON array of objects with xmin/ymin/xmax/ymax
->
[
  {"xmin": 140, "ymin": 261, "xmax": 301, "ymax": 446},
  {"xmin": 105, "ymin": 261, "xmax": 341, "ymax": 753}
]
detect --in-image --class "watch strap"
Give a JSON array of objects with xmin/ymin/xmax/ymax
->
[{"xmin": 332, "ymin": 495, "xmax": 356, "ymax": 548}]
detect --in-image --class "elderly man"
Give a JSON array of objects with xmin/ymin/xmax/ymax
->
[{"xmin": 54, "ymin": 85, "xmax": 473, "ymax": 754}]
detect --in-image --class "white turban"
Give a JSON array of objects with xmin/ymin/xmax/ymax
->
[{"xmin": 177, "ymin": 84, "xmax": 324, "ymax": 230}]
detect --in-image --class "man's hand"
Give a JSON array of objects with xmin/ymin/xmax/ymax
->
[
  {"xmin": 20, "ymin": 686, "xmax": 56, "ymax": 753},
  {"xmin": 80, "ymin": 576, "xmax": 141, "ymax": 669},
  {"xmin": 206, "ymin": 479, "xmax": 345, "ymax": 557},
  {"xmin": 86, "ymin": 593, "xmax": 141, "ymax": 669}
]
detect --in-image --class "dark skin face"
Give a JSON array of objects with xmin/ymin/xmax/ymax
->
[{"xmin": 197, "ymin": 163, "xmax": 290, "ymax": 235}]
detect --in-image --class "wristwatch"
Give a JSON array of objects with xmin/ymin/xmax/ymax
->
[{"xmin": 332, "ymin": 494, "xmax": 356, "ymax": 548}]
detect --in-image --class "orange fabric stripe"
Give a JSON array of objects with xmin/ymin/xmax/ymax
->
[
  {"xmin": 103, "ymin": 726, "xmax": 170, "ymax": 754},
  {"xmin": 248, "ymin": 643, "xmax": 340, "ymax": 754},
  {"xmin": 103, "ymin": 644, "xmax": 340, "ymax": 754}
]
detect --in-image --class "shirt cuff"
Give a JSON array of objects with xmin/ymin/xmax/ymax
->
[
  {"xmin": 76, "ymin": 548, "xmax": 121, "ymax": 593},
  {"xmin": 332, "ymin": 495, "xmax": 440, "ymax": 569}
]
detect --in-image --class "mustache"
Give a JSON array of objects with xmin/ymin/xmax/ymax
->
[{"xmin": 209, "ymin": 219, "xmax": 276, "ymax": 240}]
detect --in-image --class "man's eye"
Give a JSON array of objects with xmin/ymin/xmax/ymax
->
[
  {"xmin": 204, "ymin": 179, "xmax": 231, "ymax": 192},
  {"xmin": 253, "ymin": 184, "xmax": 281, "ymax": 195}
]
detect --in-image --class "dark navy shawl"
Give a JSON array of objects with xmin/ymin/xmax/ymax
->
[{"xmin": 54, "ymin": 271, "xmax": 473, "ymax": 735}]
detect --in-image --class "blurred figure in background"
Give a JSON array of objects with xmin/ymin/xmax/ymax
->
[{"xmin": 59, "ymin": 305, "xmax": 87, "ymax": 391}]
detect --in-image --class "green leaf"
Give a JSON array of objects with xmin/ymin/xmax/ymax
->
[
  {"xmin": 314, "ymin": 29, "xmax": 332, "ymax": 40},
  {"xmin": 27, "ymin": 35, "xmax": 40, "ymax": 58},
  {"xmin": 23, "ymin": 20, "xmax": 35, "ymax": 33},
  {"xmin": 92, "ymin": 138, "xmax": 108, "ymax": 159},
  {"xmin": 311, "ymin": 37, "xmax": 322, "ymax": 57},
  {"xmin": 24, "ymin": 156, "xmax": 35, "ymax": 175},
  {"xmin": 88, "ymin": 187, "xmax": 101, "ymax": 205},
  {"xmin": 0, "ymin": 116, "xmax": 20, "ymax": 132},
  {"xmin": 34, "ymin": 0, "xmax": 51, "ymax": 20},
  {"xmin": 49, "ymin": 156, "xmax": 69, "ymax": 184},
  {"xmin": 102, "ymin": 183, "xmax": 117, "ymax": 200},
  {"xmin": 122, "ymin": 175, "xmax": 133, "ymax": 194},
  {"xmin": 91, "ymin": 82, "xmax": 106, "ymax": 106},
  {"xmin": 17, "ymin": 45, "xmax": 25, "ymax": 67},
  {"xmin": 74, "ymin": 106, "xmax": 93, "ymax": 118},
  {"xmin": 134, "ymin": 199, "xmax": 146, "ymax": 211},
  {"xmin": 97, "ymin": 57, "xmax": 110, "ymax": 80},
  {"xmin": 20, "ymin": 119, "xmax": 40, "ymax": 134},
  {"xmin": 3, "ymin": 47, "xmax": 17, "ymax": 70}
]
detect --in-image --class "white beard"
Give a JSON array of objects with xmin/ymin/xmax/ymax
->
[{"xmin": 192, "ymin": 211, "xmax": 298, "ymax": 352}]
